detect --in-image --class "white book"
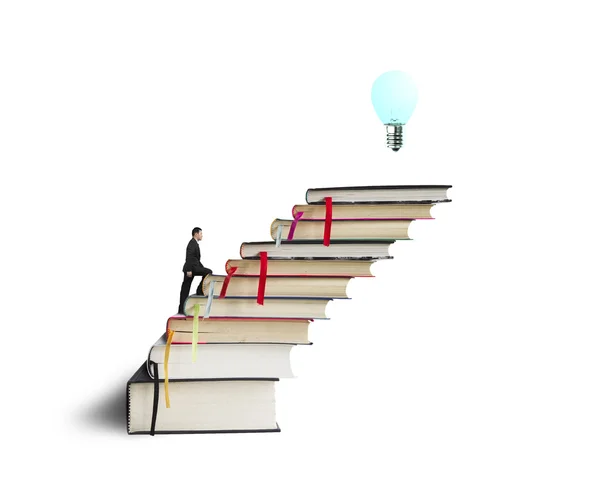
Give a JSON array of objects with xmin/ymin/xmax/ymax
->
[
  {"xmin": 127, "ymin": 362, "xmax": 280, "ymax": 434},
  {"xmin": 146, "ymin": 334, "xmax": 297, "ymax": 379}
]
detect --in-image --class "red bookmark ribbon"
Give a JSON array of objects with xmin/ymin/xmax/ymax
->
[
  {"xmin": 219, "ymin": 266, "xmax": 238, "ymax": 298},
  {"xmin": 324, "ymin": 196, "xmax": 332, "ymax": 246},
  {"xmin": 257, "ymin": 252, "xmax": 268, "ymax": 304},
  {"xmin": 287, "ymin": 211, "xmax": 304, "ymax": 240}
]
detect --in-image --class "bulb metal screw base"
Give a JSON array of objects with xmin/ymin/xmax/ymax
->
[{"xmin": 385, "ymin": 124, "xmax": 403, "ymax": 151}]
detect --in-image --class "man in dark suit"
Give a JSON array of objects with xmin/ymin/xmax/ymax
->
[{"xmin": 177, "ymin": 227, "xmax": 213, "ymax": 315}]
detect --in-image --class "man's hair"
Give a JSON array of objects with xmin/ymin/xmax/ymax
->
[{"xmin": 192, "ymin": 227, "xmax": 202, "ymax": 236}]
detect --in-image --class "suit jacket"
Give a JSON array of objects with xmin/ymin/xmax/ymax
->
[{"xmin": 182, "ymin": 238, "xmax": 204, "ymax": 274}]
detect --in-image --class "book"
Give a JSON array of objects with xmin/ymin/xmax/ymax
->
[
  {"xmin": 166, "ymin": 316, "xmax": 312, "ymax": 344},
  {"xmin": 270, "ymin": 218, "xmax": 412, "ymax": 241},
  {"xmin": 183, "ymin": 295, "xmax": 333, "ymax": 318},
  {"xmin": 225, "ymin": 258, "xmax": 375, "ymax": 277},
  {"xmin": 240, "ymin": 240, "xmax": 394, "ymax": 260},
  {"xmin": 305, "ymin": 185, "xmax": 452, "ymax": 204},
  {"xmin": 127, "ymin": 362, "xmax": 280, "ymax": 435},
  {"xmin": 147, "ymin": 334, "xmax": 297, "ymax": 379},
  {"xmin": 292, "ymin": 202, "xmax": 435, "ymax": 219},
  {"xmin": 202, "ymin": 273, "xmax": 352, "ymax": 299}
]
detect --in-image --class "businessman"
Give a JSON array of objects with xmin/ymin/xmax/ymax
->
[{"xmin": 178, "ymin": 227, "xmax": 213, "ymax": 315}]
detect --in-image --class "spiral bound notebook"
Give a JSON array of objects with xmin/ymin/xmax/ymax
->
[{"xmin": 127, "ymin": 362, "xmax": 281, "ymax": 435}]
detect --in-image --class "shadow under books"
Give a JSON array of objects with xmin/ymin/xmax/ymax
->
[{"xmin": 78, "ymin": 378, "xmax": 127, "ymax": 434}]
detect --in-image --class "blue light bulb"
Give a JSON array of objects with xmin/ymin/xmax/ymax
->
[{"xmin": 371, "ymin": 70, "xmax": 418, "ymax": 151}]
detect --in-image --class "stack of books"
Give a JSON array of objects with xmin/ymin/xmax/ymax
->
[{"xmin": 127, "ymin": 184, "xmax": 452, "ymax": 435}]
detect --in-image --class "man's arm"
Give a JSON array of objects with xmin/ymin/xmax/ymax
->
[
  {"xmin": 184, "ymin": 240, "xmax": 199, "ymax": 276},
  {"xmin": 185, "ymin": 241, "xmax": 197, "ymax": 263}
]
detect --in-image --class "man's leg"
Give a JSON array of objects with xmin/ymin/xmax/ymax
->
[
  {"xmin": 196, "ymin": 266, "xmax": 213, "ymax": 295},
  {"xmin": 178, "ymin": 273, "xmax": 194, "ymax": 314}
]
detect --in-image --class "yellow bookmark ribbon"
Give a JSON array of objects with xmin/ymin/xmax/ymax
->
[{"xmin": 164, "ymin": 328, "xmax": 174, "ymax": 408}]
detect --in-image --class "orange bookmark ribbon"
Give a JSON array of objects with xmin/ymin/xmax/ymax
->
[
  {"xmin": 257, "ymin": 251, "xmax": 268, "ymax": 305},
  {"xmin": 324, "ymin": 196, "xmax": 332, "ymax": 246}
]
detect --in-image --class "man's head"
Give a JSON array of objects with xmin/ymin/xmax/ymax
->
[{"xmin": 192, "ymin": 227, "xmax": 203, "ymax": 241}]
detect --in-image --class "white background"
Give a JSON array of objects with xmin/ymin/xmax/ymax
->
[{"xmin": 1, "ymin": 1, "xmax": 599, "ymax": 477}]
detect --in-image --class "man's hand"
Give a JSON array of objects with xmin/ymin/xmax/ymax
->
[{"xmin": 186, "ymin": 271, "xmax": 192, "ymax": 278}]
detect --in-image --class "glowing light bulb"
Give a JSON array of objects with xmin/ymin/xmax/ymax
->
[{"xmin": 371, "ymin": 70, "xmax": 418, "ymax": 151}]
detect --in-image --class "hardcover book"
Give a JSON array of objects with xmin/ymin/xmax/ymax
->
[
  {"xmin": 127, "ymin": 362, "xmax": 281, "ymax": 435},
  {"xmin": 305, "ymin": 184, "xmax": 452, "ymax": 204},
  {"xmin": 166, "ymin": 316, "xmax": 313, "ymax": 344},
  {"xmin": 225, "ymin": 258, "xmax": 375, "ymax": 277},
  {"xmin": 239, "ymin": 240, "xmax": 395, "ymax": 260},
  {"xmin": 291, "ymin": 202, "xmax": 435, "ymax": 219},
  {"xmin": 147, "ymin": 335, "xmax": 297, "ymax": 379},
  {"xmin": 270, "ymin": 218, "xmax": 412, "ymax": 241},
  {"xmin": 182, "ymin": 295, "xmax": 333, "ymax": 318},
  {"xmin": 202, "ymin": 273, "xmax": 352, "ymax": 298}
]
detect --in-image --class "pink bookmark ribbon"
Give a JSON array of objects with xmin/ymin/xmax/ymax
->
[
  {"xmin": 257, "ymin": 252, "xmax": 268, "ymax": 305},
  {"xmin": 287, "ymin": 211, "xmax": 304, "ymax": 240},
  {"xmin": 323, "ymin": 197, "xmax": 332, "ymax": 246}
]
